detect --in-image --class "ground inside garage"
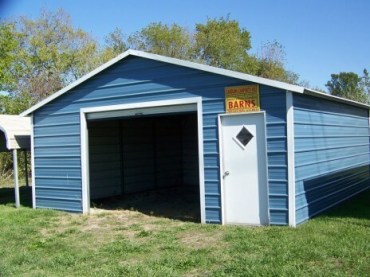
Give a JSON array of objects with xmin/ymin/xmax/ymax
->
[{"xmin": 87, "ymin": 112, "xmax": 201, "ymax": 222}]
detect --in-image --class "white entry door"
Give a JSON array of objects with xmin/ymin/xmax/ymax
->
[{"xmin": 220, "ymin": 113, "xmax": 269, "ymax": 225}]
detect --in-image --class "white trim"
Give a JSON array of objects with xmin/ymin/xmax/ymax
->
[
  {"xmin": 81, "ymin": 97, "xmax": 199, "ymax": 114},
  {"xmin": 80, "ymin": 97, "xmax": 206, "ymax": 222},
  {"xmin": 218, "ymin": 115, "xmax": 225, "ymax": 225},
  {"xmin": 13, "ymin": 149, "xmax": 20, "ymax": 208},
  {"xmin": 261, "ymin": 112, "xmax": 271, "ymax": 225},
  {"xmin": 85, "ymin": 103, "xmax": 197, "ymax": 120},
  {"xmin": 218, "ymin": 111, "xmax": 269, "ymax": 225},
  {"xmin": 196, "ymin": 99, "xmax": 206, "ymax": 223},
  {"xmin": 80, "ymin": 111, "xmax": 90, "ymax": 214},
  {"xmin": 30, "ymin": 115, "xmax": 36, "ymax": 209},
  {"xmin": 286, "ymin": 91, "xmax": 296, "ymax": 227}
]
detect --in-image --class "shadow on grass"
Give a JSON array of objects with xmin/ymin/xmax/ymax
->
[
  {"xmin": 317, "ymin": 189, "xmax": 370, "ymax": 221},
  {"xmin": 0, "ymin": 186, "xmax": 32, "ymax": 208}
]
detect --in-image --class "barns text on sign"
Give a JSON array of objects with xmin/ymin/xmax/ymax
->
[{"xmin": 225, "ymin": 85, "xmax": 260, "ymax": 113}]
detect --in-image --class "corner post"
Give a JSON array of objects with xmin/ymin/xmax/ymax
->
[
  {"xmin": 286, "ymin": 91, "xmax": 296, "ymax": 227},
  {"xmin": 13, "ymin": 149, "xmax": 20, "ymax": 208}
]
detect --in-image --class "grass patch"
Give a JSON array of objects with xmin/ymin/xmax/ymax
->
[{"xmin": 0, "ymin": 189, "xmax": 368, "ymax": 276}]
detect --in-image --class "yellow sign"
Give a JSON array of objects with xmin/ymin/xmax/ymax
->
[{"xmin": 225, "ymin": 85, "xmax": 260, "ymax": 113}]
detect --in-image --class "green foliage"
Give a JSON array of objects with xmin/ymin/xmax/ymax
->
[
  {"xmin": 0, "ymin": 150, "xmax": 30, "ymax": 188},
  {"xmin": 0, "ymin": 23, "xmax": 22, "ymax": 91},
  {"xmin": 1, "ymin": 9, "xmax": 100, "ymax": 107},
  {"xmin": 128, "ymin": 22, "xmax": 192, "ymax": 59},
  {"xmin": 326, "ymin": 69, "xmax": 369, "ymax": 103},
  {"xmin": 98, "ymin": 27, "xmax": 128, "ymax": 63},
  {"xmin": 0, "ymin": 92, "xmax": 32, "ymax": 115},
  {"xmin": 6, "ymin": 8, "xmax": 369, "ymax": 117},
  {"xmin": 194, "ymin": 16, "xmax": 254, "ymax": 72}
]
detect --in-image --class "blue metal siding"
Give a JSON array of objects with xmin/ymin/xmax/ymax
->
[
  {"xmin": 293, "ymin": 94, "xmax": 370, "ymax": 224},
  {"xmin": 260, "ymin": 87, "xmax": 289, "ymax": 225},
  {"xmin": 33, "ymin": 56, "xmax": 289, "ymax": 224}
]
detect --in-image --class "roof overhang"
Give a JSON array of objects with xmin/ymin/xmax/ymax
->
[
  {"xmin": 0, "ymin": 115, "xmax": 31, "ymax": 151},
  {"xmin": 20, "ymin": 49, "xmax": 370, "ymax": 116}
]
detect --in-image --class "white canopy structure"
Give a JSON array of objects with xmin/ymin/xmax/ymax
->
[{"xmin": 0, "ymin": 115, "xmax": 31, "ymax": 208}]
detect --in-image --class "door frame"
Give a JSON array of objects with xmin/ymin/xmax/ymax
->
[
  {"xmin": 218, "ymin": 111, "xmax": 270, "ymax": 225},
  {"xmin": 80, "ymin": 97, "xmax": 206, "ymax": 223}
]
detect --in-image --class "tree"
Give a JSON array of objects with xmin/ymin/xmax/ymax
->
[
  {"xmin": 128, "ymin": 22, "xmax": 192, "ymax": 59},
  {"xmin": 0, "ymin": 9, "xmax": 100, "ymax": 107},
  {"xmin": 125, "ymin": 16, "xmax": 299, "ymax": 84},
  {"xmin": 255, "ymin": 40, "xmax": 300, "ymax": 84},
  {"xmin": 0, "ymin": 23, "xmax": 21, "ymax": 92},
  {"xmin": 193, "ymin": 16, "xmax": 256, "ymax": 73},
  {"xmin": 326, "ymin": 70, "xmax": 369, "ymax": 103},
  {"xmin": 362, "ymin": 69, "xmax": 370, "ymax": 95},
  {"xmin": 99, "ymin": 27, "xmax": 128, "ymax": 62}
]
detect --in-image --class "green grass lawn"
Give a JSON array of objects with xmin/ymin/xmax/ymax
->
[{"xmin": 0, "ymin": 189, "xmax": 369, "ymax": 276}]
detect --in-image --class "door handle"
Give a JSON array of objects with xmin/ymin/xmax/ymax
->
[{"xmin": 223, "ymin": 171, "xmax": 230, "ymax": 179}]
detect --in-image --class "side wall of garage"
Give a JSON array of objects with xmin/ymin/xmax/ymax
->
[{"xmin": 293, "ymin": 94, "xmax": 370, "ymax": 224}]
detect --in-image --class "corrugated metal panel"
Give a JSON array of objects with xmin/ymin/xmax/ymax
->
[
  {"xmin": 154, "ymin": 117, "xmax": 183, "ymax": 188},
  {"xmin": 260, "ymin": 86, "xmax": 289, "ymax": 225},
  {"xmin": 181, "ymin": 114, "xmax": 199, "ymax": 187},
  {"xmin": 89, "ymin": 120, "xmax": 122, "ymax": 199},
  {"xmin": 121, "ymin": 118, "xmax": 156, "ymax": 193},
  {"xmin": 293, "ymin": 94, "xmax": 370, "ymax": 224},
  {"xmin": 33, "ymin": 56, "xmax": 289, "ymax": 224}
]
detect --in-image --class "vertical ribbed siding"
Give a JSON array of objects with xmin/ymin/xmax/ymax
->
[
  {"xmin": 293, "ymin": 94, "xmax": 370, "ymax": 224},
  {"xmin": 33, "ymin": 56, "xmax": 290, "ymax": 224}
]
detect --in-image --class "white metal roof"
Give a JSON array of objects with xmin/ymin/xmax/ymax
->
[
  {"xmin": 0, "ymin": 115, "xmax": 31, "ymax": 150},
  {"xmin": 20, "ymin": 49, "xmax": 370, "ymax": 116}
]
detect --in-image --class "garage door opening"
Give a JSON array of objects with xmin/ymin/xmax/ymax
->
[{"xmin": 87, "ymin": 112, "xmax": 201, "ymax": 222}]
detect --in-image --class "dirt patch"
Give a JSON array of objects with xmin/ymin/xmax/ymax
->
[{"xmin": 91, "ymin": 187, "xmax": 201, "ymax": 223}]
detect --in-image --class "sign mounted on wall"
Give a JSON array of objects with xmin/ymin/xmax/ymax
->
[{"xmin": 225, "ymin": 85, "xmax": 260, "ymax": 113}]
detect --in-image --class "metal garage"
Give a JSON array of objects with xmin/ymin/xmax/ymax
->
[{"xmin": 20, "ymin": 50, "xmax": 370, "ymax": 226}]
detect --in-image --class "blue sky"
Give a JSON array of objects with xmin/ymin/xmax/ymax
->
[{"xmin": 1, "ymin": 0, "xmax": 369, "ymax": 90}]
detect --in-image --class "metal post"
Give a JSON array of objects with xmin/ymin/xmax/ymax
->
[
  {"xmin": 24, "ymin": 150, "xmax": 29, "ymax": 187},
  {"xmin": 13, "ymin": 149, "xmax": 20, "ymax": 208}
]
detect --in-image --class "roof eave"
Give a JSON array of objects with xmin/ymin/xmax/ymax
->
[
  {"xmin": 20, "ymin": 49, "xmax": 305, "ymax": 116},
  {"xmin": 303, "ymin": 88, "xmax": 370, "ymax": 109},
  {"xmin": 20, "ymin": 49, "xmax": 369, "ymax": 116}
]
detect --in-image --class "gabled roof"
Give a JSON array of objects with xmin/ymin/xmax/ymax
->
[
  {"xmin": 20, "ymin": 49, "xmax": 370, "ymax": 116},
  {"xmin": 0, "ymin": 115, "xmax": 31, "ymax": 150}
]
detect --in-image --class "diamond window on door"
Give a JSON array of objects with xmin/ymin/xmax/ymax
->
[{"xmin": 236, "ymin": 126, "xmax": 253, "ymax": 147}]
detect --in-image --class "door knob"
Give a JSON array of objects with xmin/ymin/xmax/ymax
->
[{"xmin": 223, "ymin": 171, "xmax": 230, "ymax": 178}]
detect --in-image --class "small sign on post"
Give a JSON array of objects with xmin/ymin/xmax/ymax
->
[{"xmin": 225, "ymin": 85, "xmax": 260, "ymax": 113}]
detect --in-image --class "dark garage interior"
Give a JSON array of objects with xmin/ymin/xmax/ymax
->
[{"xmin": 87, "ymin": 112, "xmax": 200, "ymax": 222}]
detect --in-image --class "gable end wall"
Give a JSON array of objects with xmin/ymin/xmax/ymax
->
[{"xmin": 32, "ymin": 56, "xmax": 290, "ymax": 224}]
